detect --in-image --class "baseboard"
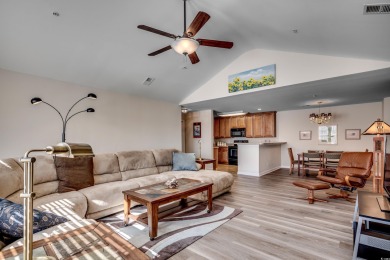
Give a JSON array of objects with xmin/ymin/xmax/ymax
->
[{"xmin": 238, "ymin": 166, "xmax": 281, "ymax": 177}]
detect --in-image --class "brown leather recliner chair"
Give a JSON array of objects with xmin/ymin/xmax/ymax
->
[{"xmin": 317, "ymin": 152, "xmax": 373, "ymax": 202}]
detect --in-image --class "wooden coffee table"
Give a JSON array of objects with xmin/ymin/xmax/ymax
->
[{"xmin": 123, "ymin": 178, "xmax": 213, "ymax": 240}]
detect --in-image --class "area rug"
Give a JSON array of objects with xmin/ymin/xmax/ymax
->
[{"xmin": 98, "ymin": 202, "xmax": 242, "ymax": 259}]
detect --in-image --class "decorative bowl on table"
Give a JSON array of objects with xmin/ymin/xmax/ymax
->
[{"xmin": 165, "ymin": 178, "xmax": 179, "ymax": 189}]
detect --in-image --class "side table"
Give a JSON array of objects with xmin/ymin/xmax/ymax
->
[
  {"xmin": 353, "ymin": 190, "xmax": 390, "ymax": 259},
  {"xmin": 196, "ymin": 158, "xmax": 217, "ymax": 170}
]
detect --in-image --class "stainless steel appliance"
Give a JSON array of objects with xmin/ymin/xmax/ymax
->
[
  {"xmin": 228, "ymin": 140, "xmax": 248, "ymax": 165},
  {"xmin": 230, "ymin": 128, "xmax": 246, "ymax": 138}
]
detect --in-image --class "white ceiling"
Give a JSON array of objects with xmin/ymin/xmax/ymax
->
[{"xmin": 0, "ymin": 0, "xmax": 390, "ymax": 109}]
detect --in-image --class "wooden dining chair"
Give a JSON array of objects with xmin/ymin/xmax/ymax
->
[
  {"xmin": 302, "ymin": 152, "xmax": 322, "ymax": 176},
  {"xmin": 323, "ymin": 153, "xmax": 342, "ymax": 169},
  {"xmin": 288, "ymin": 148, "xmax": 301, "ymax": 175}
]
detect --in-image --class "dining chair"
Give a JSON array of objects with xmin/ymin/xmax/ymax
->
[
  {"xmin": 302, "ymin": 152, "xmax": 322, "ymax": 176},
  {"xmin": 323, "ymin": 153, "xmax": 342, "ymax": 175},
  {"xmin": 288, "ymin": 148, "xmax": 301, "ymax": 175}
]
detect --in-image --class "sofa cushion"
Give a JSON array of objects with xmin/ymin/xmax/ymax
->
[
  {"xmin": 16, "ymin": 155, "xmax": 59, "ymax": 198},
  {"xmin": 79, "ymin": 181, "xmax": 140, "ymax": 217},
  {"xmin": 34, "ymin": 191, "xmax": 88, "ymax": 221},
  {"xmin": 0, "ymin": 158, "xmax": 23, "ymax": 198},
  {"xmin": 55, "ymin": 157, "xmax": 94, "ymax": 193},
  {"xmin": 152, "ymin": 149, "xmax": 179, "ymax": 173},
  {"xmin": 172, "ymin": 153, "xmax": 197, "ymax": 171},
  {"xmin": 162, "ymin": 170, "xmax": 234, "ymax": 197},
  {"xmin": 0, "ymin": 198, "xmax": 68, "ymax": 240},
  {"xmin": 117, "ymin": 151, "xmax": 158, "ymax": 181},
  {"xmin": 93, "ymin": 153, "xmax": 121, "ymax": 184}
]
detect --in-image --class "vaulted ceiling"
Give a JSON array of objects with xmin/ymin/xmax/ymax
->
[{"xmin": 0, "ymin": 0, "xmax": 389, "ymax": 107}]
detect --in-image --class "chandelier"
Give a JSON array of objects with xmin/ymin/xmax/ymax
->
[{"xmin": 309, "ymin": 102, "xmax": 332, "ymax": 124}]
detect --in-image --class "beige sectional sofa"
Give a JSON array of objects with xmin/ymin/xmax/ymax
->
[{"xmin": 0, "ymin": 149, "xmax": 234, "ymax": 250}]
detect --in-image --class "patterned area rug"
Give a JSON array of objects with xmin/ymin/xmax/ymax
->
[{"xmin": 99, "ymin": 202, "xmax": 242, "ymax": 260}]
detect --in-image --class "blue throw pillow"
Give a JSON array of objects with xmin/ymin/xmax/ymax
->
[
  {"xmin": 0, "ymin": 198, "xmax": 68, "ymax": 239},
  {"xmin": 172, "ymin": 153, "xmax": 198, "ymax": 171}
]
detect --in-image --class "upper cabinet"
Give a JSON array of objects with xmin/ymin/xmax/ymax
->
[
  {"xmin": 214, "ymin": 112, "xmax": 276, "ymax": 138},
  {"xmin": 262, "ymin": 112, "xmax": 276, "ymax": 137}
]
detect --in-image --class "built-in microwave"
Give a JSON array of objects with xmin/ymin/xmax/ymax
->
[{"xmin": 231, "ymin": 128, "xmax": 246, "ymax": 137}]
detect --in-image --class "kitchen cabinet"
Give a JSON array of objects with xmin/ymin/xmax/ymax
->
[
  {"xmin": 214, "ymin": 112, "xmax": 276, "ymax": 139},
  {"xmin": 252, "ymin": 113, "xmax": 264, "ymax": 137},
  {"xmin": 213, "ymin": 147, "xmax": 219, "ymax": 168},
  {"xmin": 218, "ymin": 117, "xmax": 231, "ymax": 138},
  {"xmin": 229, "ymin": 117, "xmax": 237, "ymax": 128},
  {"xmin": 214, "ymin": 118, "xmax": 220, "ymax": 138},
  {"xmin": 237, "ymin": 116, "xmax": 246, "ymax": 128},
  {"xmin": 262, "ymin": 112, "xmax": 276, "ymax": 137},
  {"xmin": 245, "ymin": 115, "xmax": 254, "ymax": 138},
  {"xmin": 218, "ymin": 147, "xmax": 228, "ymax": 164}
]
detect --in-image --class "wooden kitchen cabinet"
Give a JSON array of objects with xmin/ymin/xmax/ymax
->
[
  {"xmin": 218, "ymin": 147, "xmax": 228, "ymax": 164},
  {"xmin": 214, "ymin": 118, "xmax": 220, "ymax": 138},
  {"xmin": 262, "ymin": 112, "xmax": 276, "ymax": 137},
  {"xmin": 252, "ymin": 113, "xmax": 264, "ymax": 137},
  {"xmin": 220, "ymin": 117, "xmax": 231, "ymax": 138},
  {"xmin": 229, "ymin": 116, "xmax": 238, "ymax": 128},
  {"xmin": 245, "ymin": 115, "xmax": 253, "ymax": 138},
  {"xmin": 237, "ymin": 116, "xmax": 246, "ymax": 128}
]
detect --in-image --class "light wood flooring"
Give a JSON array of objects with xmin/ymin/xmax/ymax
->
[{"xmin": 170, "ymin": 168, "xmax": 373, "ymax": 260}]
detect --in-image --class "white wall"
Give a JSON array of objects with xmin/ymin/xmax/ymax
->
[
  {"xmin": 184, "ymin": 110, "xmax": 213, "ymax": 166},
  {"xmin": 0, "ymin": 69, "xmax": 181, "ymax": 158},
  {"xmin": 278, "ymin": 102, "xmax": 382, "ymax": 167},
  {"xmin": 181, "ymin": 49, "xmax": 390, "ymax": 104}
]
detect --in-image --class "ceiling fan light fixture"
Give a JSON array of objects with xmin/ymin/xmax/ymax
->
[{"xmin": 171, "ymin": 38, "xmax": 199, "ymax": 55}]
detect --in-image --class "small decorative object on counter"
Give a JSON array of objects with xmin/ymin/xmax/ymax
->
[{"xmin": 165, "ymin": 178, "xmax": 179, "ymax": 189}]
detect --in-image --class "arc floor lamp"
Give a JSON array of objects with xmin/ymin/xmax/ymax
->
[
  {"xmin": 31, "ymin": 93, "xmax": 97, "ymax": 142},
  {"xmin": 22, "ymin": 94, "xmax": 97, "ymax": 259}
]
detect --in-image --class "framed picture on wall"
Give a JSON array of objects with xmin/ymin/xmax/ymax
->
[
  {"xmin": 299, "ymin": 130, "xmax": 312, "ymax": 140},
  {"xmin": 193, "ymin": 122, "xmax": 201, "ymax": 138},
  {"xmin": 345, "ymin": 129, "xmax": 361, "ymax": 140},
  {"xmin": 318, "ymin": 125, "xmax": 338, "ymax": 144}
]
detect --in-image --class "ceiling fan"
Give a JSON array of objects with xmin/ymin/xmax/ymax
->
[{"xmin": 137, "ymin": 0, "xmax": 234, "ymax": 64}]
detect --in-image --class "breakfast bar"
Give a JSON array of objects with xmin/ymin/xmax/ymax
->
[{"xmin": 237, "ymin": 142, "xmax": 286, "ymax": 177}]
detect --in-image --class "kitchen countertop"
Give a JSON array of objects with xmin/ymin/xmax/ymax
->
[{"xmin": 236, "ymin": 142, "xmax": 287, "ymax": 146}]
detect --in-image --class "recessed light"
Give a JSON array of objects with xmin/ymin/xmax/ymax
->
[{"xmin": 257, "ymin": 108, "xmax": 262, "ymax": 111}]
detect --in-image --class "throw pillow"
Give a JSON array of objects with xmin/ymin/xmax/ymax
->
[
  {"xmin": 172, "ymin": 153, "xmax": 198, "ymax": 171},
  {"xmin": 54, "ymin": 156, "xmax": 94, "ymax": 193},
  {"xmin": 0, "ymin": 198, "xmax": 68, "ymax": 239}
]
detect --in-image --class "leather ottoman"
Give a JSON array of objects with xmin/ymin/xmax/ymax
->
[{"xmin": 293, "ymin": 181, "xmax": 331, "ymax": 204}]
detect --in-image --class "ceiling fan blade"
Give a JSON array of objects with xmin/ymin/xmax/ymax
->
[
  {"xmin": 148, "ymin": 45, "xmax": 172, "ymax": 56},
  {"xmin": 188, "ymin": 52, "xmax": 200, "ymax": 64},
  {"xmin": 198, "ymin": 39, "xmax": 234, "ymax": 49},
  {"xmin": 185, "ymin": 12, "xmax": 210, "ymax": 37},
  {"xmin": 137, "ymin": 25, "xmax": 177, "ymax": 39}
]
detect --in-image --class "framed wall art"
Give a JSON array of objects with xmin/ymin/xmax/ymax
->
[
  {"xmin": 345, "ymin": 129, "xmax": 361, "ymax": 140},
  {"xmin": 318, "ymin": 125, "xmax": 337, "ymax": 145},
  {"xmin": 228, "ymin": 64, "xmax": 276, "ymax": 93},
  {"xmin": 299, "ymin": 130, "xmax": 312, "ymax": 140},
  {"xmin": 193, "ymin": 122, "xmax": 201, "ymax": 138}
]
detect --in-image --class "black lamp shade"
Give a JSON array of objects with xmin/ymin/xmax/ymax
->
[
  {"xmin": 31, "ymin": 97, "xmax": 42, "ymax": 105},
  {"xmin": 86, "ymin": 108, "xmax": 95, "ymax": 112},
  {"xmin": 87, "ymin": 93, "xmax": 97, "ymax": 99}
]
